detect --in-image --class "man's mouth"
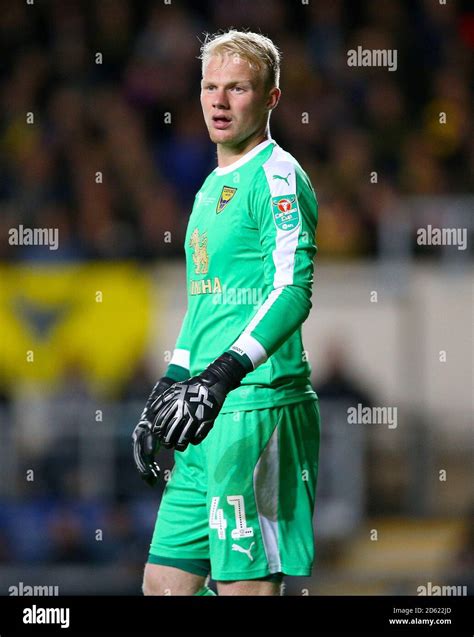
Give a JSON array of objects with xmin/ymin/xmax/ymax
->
[{"xmin": 212, "ymin": 115, "xmax": 232, "ymax": 130}]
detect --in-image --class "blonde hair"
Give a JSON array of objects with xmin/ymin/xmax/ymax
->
[{"xmin": 199, "ymin": 29, "xmax": 281, "ymax": 88}]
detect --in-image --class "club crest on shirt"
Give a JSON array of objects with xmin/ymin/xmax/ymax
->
[
  {"xmin": 271, "ymin": 195, "xmax": 300, "ymax": 231},
  {"xmin": 216, "ymin": 186, "xmax": 237, "ymax": 214}
]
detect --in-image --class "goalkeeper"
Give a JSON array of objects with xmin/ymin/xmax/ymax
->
[{"xmin": 132, "ymin": 29, "xmax": 320, "ymax": 596}]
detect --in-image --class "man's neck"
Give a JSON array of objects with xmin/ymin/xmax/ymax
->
[{"xmin": 217, "ymin": 131, "xmax": 269, "ymax": 168}]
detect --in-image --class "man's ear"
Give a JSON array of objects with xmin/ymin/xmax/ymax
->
[{"xmin": 267, "ymin": 87, "xmax": 281, "ymax": 111}]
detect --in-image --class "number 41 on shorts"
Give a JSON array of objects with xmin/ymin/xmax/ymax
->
[{"xmin": 209, "ymin": 495, "xmax": 254, "ymax": 540}]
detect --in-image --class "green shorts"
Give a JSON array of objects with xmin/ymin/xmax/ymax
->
[{"xmin": 148, "ymin": 398, "xmax": 320, "ymax": 581}]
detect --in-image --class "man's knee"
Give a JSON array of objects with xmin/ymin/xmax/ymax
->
[
  {"xmin": 143, "ymin": 563, "xmax": 165, "ymax": 596},
  {"xmin": 143, "ymin": 563, "xmax": 205, "ymax": 596}
]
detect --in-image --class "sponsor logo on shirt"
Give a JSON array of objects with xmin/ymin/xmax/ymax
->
[
  {"xmin": 189, "ymin": 277, "xmax": 222, "ymax": 295},
  {"xmin": 271, "ymin": 195, "xmax": 300, "ymax": 231}
]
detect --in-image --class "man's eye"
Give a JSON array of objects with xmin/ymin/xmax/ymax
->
[{"xmin": 231, "ymin": 86, "xmax": 244, "ymax": 93}]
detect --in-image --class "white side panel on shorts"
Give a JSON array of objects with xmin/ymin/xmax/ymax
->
[{"xmin": 253, "ymin": 423, "xmax": 282, "ymax": 573}]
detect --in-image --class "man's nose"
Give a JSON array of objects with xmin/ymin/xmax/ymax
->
[{"xmin": 212, "ymin": 88, "xmax": 229, "ymax": 109}]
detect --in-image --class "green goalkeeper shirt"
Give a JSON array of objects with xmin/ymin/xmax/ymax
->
[{"xmin": 168, "ymin": 138, "xmax": 318, "ymax": 412}]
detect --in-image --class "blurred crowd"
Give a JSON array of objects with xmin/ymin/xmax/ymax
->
[
  {"xmin": 0, "ymin": 0, "xmax": 472, "ymax": 261},
  {"xmin": 0, "ymin": 368, "xmax": 173, "ymax": 566}
]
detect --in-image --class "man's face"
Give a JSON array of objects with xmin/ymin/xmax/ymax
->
[{"xmin": 200, "ymin": 53, "xmax": 278, "ymax": 148}]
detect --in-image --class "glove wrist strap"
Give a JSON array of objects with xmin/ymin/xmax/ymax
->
[{"xmin": 202, "ymin": 352, "xmax": 247, "ymax": 393}]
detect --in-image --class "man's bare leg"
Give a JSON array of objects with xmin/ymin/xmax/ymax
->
[{"xmin": 143, "ymin": 564, "xmax": 206, "ymax": 596}]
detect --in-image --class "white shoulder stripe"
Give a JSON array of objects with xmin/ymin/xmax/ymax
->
[
  {"xmin": 262, "ymin": 145, "xmax": 298, "ymax": 197},
  {"xmin": 262, "ymin": 146, "xmax": 300, "ymax": 288},
  {"xmin": 231, "ymin": 146, "xmax": 303, "ymax": 366}
]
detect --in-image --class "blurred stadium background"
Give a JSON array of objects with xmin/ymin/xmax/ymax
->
[{"xmin": 0, "ymin": 0, "xmax": 472, "ymax": 595}]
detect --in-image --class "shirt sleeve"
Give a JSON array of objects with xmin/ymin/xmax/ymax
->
[
  {"xmin": 228, "ymin": 160, "xmax": 318, "ymax": 371},
  {"xmin": 165, "ymin": 310, "xmax": 191, "ymax": 381}
]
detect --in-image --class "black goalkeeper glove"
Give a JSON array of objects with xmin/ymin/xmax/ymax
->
[
  {"xmin": 151, "ymin": 353, "xmax": 247, "ymax": 452},
  {"xmin": 132, "ymin": 376, "xmax": 175, "ymax": 486}
]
